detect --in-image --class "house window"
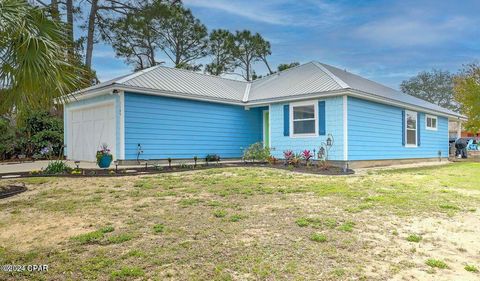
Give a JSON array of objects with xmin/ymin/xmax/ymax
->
[
  {"xmin": 291, "ymin": 102, "xmax": 317, "ymax": 136},
  {"xmin": 405, "ymin": 110, "xmax": 417, "ymax": 147},
  {"xmin": 426, "ymin": 115, "xmax": 437, "ymax": 130}
]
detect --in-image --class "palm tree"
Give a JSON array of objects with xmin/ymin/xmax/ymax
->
[{"xmin": 0, "ymin": 0, "xmax": 83, "ymax": 115}]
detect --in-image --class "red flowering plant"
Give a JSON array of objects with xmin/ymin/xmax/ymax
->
[
  {"xmin": 283, "ymin": 150, "xmax": 294, "ymax": 165},
  {"xmin": 301, "ymin": 149, "xmax": 313, "ymax": 165}
]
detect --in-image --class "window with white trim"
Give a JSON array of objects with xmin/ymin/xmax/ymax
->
[
  {"xmin": 426, "ymin": 115, "xmax": 437, "ymax": 130},
  {"xmin": 405, "ymin": 110, "xmax": 417, "ymax": 147},
  {"xmin": 291, "ymin": 102, "xmax": 317, "ymax": 136}
]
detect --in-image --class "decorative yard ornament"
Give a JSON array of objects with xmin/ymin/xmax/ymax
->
[
  {"xmin": 318, "ymin": 147, "xmax": 326, "ymax": 160},
  {"xmin": 319, "ymin": 133, "xmax": 335, "ymax": 161}
]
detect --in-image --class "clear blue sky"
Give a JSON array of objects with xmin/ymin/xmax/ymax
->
[{"xmin": 91, "ymin": 0, "xmax": 480, "ymax": 89}]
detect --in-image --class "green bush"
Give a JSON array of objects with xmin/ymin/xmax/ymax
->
[
  {"xmin": 19, "ymin": 111, "xmax": 63, "ymax": 157},
  {"xmin": 0, "ymin": 118, "xmax": 16, "ymax": 160},
  {"xmin": 44, "ymin": 160, "xmax": 72, "ymax": 175},
  {"xmin": 243, "ymin": 142, "xmax": 270, "ymax": 162}
]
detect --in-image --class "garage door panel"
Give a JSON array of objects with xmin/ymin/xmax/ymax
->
[{"xmin": 68, "ymin": 103, "xmax": 116, "ymax": 162}]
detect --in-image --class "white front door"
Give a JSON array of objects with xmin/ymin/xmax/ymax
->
[{"xmin": 68, "ymin": 103, "xmax": 116, "ymax": 161}]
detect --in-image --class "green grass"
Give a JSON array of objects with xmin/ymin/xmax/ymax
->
[
  {"xmin": 153, "ymin": 224, "xmax": 165, "ymax": 233},
  {"xmin": 310, "ymin": 233, "xmax": 327, "ymax": 243},
  {"xmin": 338, "ymin": 221, "xmax": 355, "ymax": 232},
  {"xmin": 107, "ymin": 233, "xmax": 133, "ymax": 244},
  {"xmin": 465, "ymin": 264, "xmax": 479, "ymax": 273},
  {"xmin": 229, "ymin": 214, "xmax": 245, "ymax": 222},
  {"xmin": 426, "ymin": 259, "xmax": 448, "ymax": 269},
  {"xmin": 406, "ymin": 234, "xmax": 422, "ymax": 242},
  {"xmin": 213, "ymin": 209, "xmax": 227, "ymax": 218},
  {"xmin": 110, "ymin": 266, "xmax": 145, "ymax": 278}
]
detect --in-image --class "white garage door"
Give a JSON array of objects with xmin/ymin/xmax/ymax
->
[{"xmin": 68, "ymin": 103, "xmax": 116, "ymax": 161}]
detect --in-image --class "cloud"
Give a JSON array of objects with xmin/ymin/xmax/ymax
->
[
  {"xmin": 354, "ymin": 16, "xmax": 475, "ymax": 47},
  {"xmin": 183, "ymin": 0, "xmax": 342, "ymax": 27}
]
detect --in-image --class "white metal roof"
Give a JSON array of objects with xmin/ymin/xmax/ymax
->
[{"xmin": 71, "ymin": 61, "xmax": 463, "ymax": 118}]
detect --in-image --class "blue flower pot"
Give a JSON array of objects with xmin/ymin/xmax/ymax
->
[{"xmin": 98, "ymin": 155, "xmax": 112, "ymax": 168}]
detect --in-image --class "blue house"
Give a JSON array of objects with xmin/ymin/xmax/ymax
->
[{"xmin": 63, "ymin": 62, "xmax": 464, "ymax": 168}]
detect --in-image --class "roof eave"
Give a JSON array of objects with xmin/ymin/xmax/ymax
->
[
  {"xmin": 62, "ymin": 84, "xmax": 245, "ymax": 106},
  {"xmin": 346, "ymin": 89, "xmax": 466, "ymax": 120}
]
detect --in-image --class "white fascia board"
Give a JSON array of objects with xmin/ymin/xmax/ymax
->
[
  {"xmin": 346, "ymin": 89, "xmax": 466, "ymax": 120},
  {"xmin": 65, "ymin": 84, "xmax": 245, "ymax": 106}
]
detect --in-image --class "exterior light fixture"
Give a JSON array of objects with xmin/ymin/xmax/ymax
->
[{"xmin": 113, "ymin": 160, "xmax": 119, "ymax": 172}]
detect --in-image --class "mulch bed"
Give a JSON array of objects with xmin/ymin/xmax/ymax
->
[
  {"xmin": 0, "ymin": 162, "xmax": 354, "ymax": 180},
  {"xmin": 0, "ymin": 184, "xmax": 27, "ymax": 199}
]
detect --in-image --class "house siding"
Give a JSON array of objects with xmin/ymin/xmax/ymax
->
[
  {"xmin": 124, "ymin": 92, "xmax": 262, "ymax": 159},
  {"xmin": 269, "ymin": 96, "xmax": 344, "ymax": 161},
  {"xmin": 64, "ymin": 94, "xmax": 121, "ymax": 158},
  {"xmin": 347, "ymin": 97, "xmax": 448, "ymax": 160}
]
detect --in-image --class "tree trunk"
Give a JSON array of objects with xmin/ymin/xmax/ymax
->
[
  {"xmin": 66, "ymin": 0, "xmax": 74, "ymax": 61},
  {"xmin": 262, "ymin": 57, "xmax": 273, "ymax": 74},
  {"xmin": 85, "ymin": 0, "xmax": 99, "ymax": 69}
]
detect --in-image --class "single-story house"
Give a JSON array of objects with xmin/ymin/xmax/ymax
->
[{"xmin": 63, "ymin": 61, "xmax": 465, "ymax": 168}]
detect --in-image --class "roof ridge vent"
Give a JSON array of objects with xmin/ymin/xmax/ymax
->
[
  {"xmin": 242, "ymin": 83, "xmax": 251, "ymax": 102},
  {"xmin": 117, "ymin": 65, "xmax": 162, "ymax": 84}
]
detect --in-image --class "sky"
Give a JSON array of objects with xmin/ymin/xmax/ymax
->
[{"xmin": 91, "ymin": 0, "xmax": 480, "ymax": 90}]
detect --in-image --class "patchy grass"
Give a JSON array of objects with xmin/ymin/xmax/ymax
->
[
  {"xmin": 110, "ymin": 266, "xmax": 145, "ymax": 278},
  {"xmin": 406, "ymin": 234, "xmax": 422, "ymax": 243},
  {"xmin": 153, "ymin": 224, "xmax": 165, "ymax": 233},
  {"xmin": 426, "ymin": 259, "xmax": 448, "ymax": 269},
  {"xmin": 338, "ymin": 221, "xmax": 355, "ymax": 232},
  {"xmin": 1, "ymin": 163, "xmax": 479, "ymax": 280},
  {"xmin": 107, "ymin": 233, "xmax": 133, "ymax": 244},
  {"xmin": 310, "ymin": 233, "xmax": 327, "ymax": 243},
  {"xmin": 213, "ymin": 209, "xmax": 227, "ymax": 218},
  {"xmin": 465, "ymin": 264, "xmax": 479, "ymax": 273}
]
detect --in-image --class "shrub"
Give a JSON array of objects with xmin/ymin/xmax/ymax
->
[
  {"xmin": 206, "ymin": 154, "xmax": 220, "ymax": 163},
  {"xmin": 19, "ymin": 111, "xmax": 63, "ymax": 157},
  {"xmin": 0, "ymin": 118, "xmax": 16, "ymax": 160},
  {"xmin": 243, "ymin": 142, "xmax": 270, "ymax": 162},
  {"xmin": 267, "ymin": 156, "xmax": 278, "ymax": 165},
  {"xmin": 44, "ymin": 160, "xmax": 72, "ymax": 175}
]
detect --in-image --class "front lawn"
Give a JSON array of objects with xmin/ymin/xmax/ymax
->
[{"xmin": 1, "ymin": 163, "xmax": 479, "ymax": 280}]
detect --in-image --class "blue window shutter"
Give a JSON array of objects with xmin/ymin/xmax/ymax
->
[
  {"xmin": 318, "ymin": 101, "xmax": 326, "ymax": 135},
  {"xmin": 283, "ymin": 105, "xmax": 289, "ymax": 136},
  {"xmin": 417, "ymin": 112, "xmax": 421, "ymax": 146},
  {"xmin": 402, "ymin": 110, "xmax": 405, "ymax": 146}
]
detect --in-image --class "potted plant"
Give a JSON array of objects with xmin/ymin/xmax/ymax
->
[{"xmin": 96, "ymin": 143, "xmax": 113, "ymax": 168}]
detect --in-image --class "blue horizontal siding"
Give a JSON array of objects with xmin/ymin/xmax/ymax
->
[
  {"xmin": 269, "ymin": 96, "xmax": 344, "ymax": 161},
  {"xmin": 348, "ymin": 97, "xmax": 448, "ymax": 160},
  {"xmin": 124, "ymin": 92, "xmax": 262, "ymax": 159}
]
